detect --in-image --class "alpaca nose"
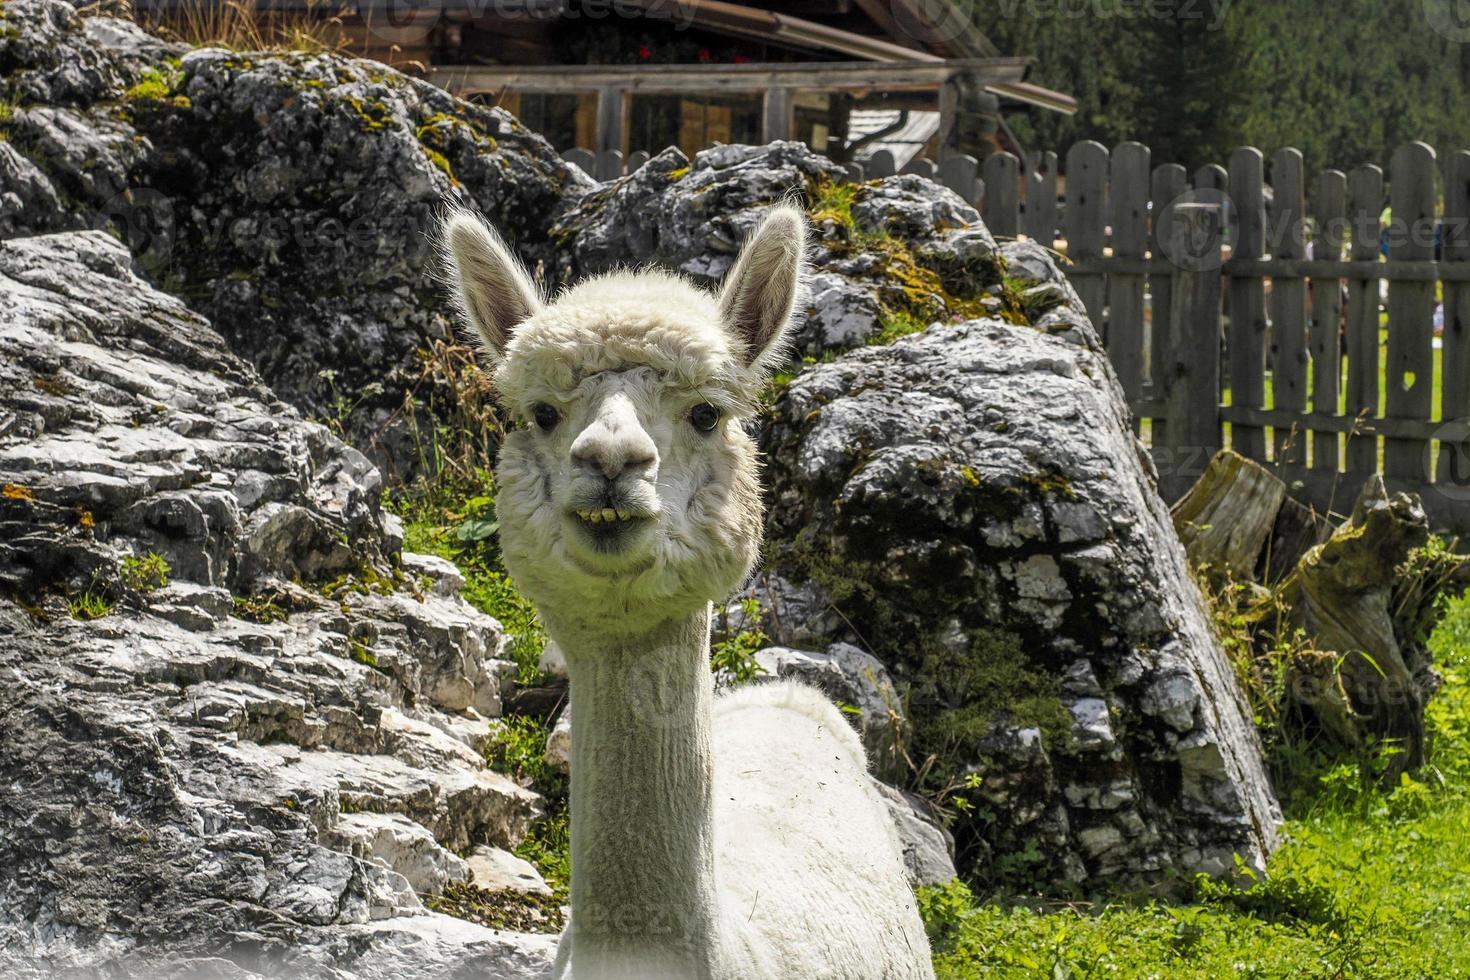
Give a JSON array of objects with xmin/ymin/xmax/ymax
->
[{"xmin": 570, "ymin": 396, "xmax": 659, "ymax": 482}]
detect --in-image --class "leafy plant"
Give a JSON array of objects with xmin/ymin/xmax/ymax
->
[
  {"xmin": 486, "ymin": 713, "xmax": 571, "ymax": 902},
  {"xmin": 395, "ymin": 479, "xmax": 547, "ymax": 686},
  {"xmin": 68, "ymin": 590, "xmax": 113, "ymax": 620},
  {"xmin": 123, "ymin": 64, "xmax": 184, "ymax": 103},
  {"xmin": 120, "ymin": 552, "xmax": 170, "ymax": 593},
  {"xmin": 870, "ymin": 308, "xmax": 932, "ymax": 346},
  {"xmin": 709, "ymin": 598, "xmax": 768, "ymax": 684},
  {"xmin": 348, "ymin": 639, "xmax": 379, "ymax": 669}
]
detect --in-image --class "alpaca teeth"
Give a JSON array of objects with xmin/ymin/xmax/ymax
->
[
  {"xmin": 615, "ymin": 509, "xmax": 629, "ymax": 520},
  {"xmin": 587, "ymin": 511, "xmax": 601, "ymax": 524},
  {"xmin": 601, "ymin": 508, "xmax": 618, "ymax": 521}
]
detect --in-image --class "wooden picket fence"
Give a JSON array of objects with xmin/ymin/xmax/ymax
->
[
  {"xmin": 565, "ymin": 139, "xmax": 1469, "ymax": 532},
  {"xmin": 976, "ymin": 140, "xmax": 1470, "ymax": 534}
]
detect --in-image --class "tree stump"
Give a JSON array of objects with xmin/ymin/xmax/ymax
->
[{"xmin": 1173, "ymin": 450, "xmax": 1461, "ymax": 779}]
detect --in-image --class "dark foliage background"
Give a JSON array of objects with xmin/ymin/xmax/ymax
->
[{"xmin": 966, "ymin": 0, "xmax": 1470, "ymax": 174}]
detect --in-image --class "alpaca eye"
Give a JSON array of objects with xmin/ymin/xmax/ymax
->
[
  {"xmin": 532, "ymin": 403, "xmax": 560, "ymax": 432},
  {"xmin": 688, "ymin": 403, "xmax": 721, "ymax": 433}
]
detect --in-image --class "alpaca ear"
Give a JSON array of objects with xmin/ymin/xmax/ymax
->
[
  {"xmin": 442, "ymin": 210, "xmax": 543, "ymax": 360},
  {"xmin": 718, "ymin": 205, "xmax": 806, "ymax": 371}
]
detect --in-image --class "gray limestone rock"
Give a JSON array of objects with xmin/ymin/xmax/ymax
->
[
  {"xmin": 0, "ymin": 230, "xmax": 553, "ymax": 978},
  {"xmin": 761, "ymin": 309, "xmax": 1282, "ymax": 893},
  {"xmin": 0, "ymin": 0, "xmax": 590, "ymax": 479},
  {"xmin": 874, "ymin": 783, "xmax": 958, "ymax": 888}
]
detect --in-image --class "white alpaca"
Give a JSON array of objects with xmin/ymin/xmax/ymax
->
[{"xmin": 444, "ymin": 206, "xmax": 935, "ymax": 980}]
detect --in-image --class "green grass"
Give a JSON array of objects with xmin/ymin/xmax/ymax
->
[{"xmin": 920, "ymin": 588, "xmax": 1470, "ymax": 978}]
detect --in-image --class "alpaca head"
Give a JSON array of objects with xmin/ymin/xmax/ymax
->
[{"xmin": 444, "ymin": 206, "xmax": 806, "ymax": 639}]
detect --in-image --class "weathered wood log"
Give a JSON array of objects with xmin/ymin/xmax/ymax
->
[
  {"xmin": 1173, "ymin": 450, "xmax": 1460, "ymax": 778},
  {"xmin": 1276, "ymin": 476, "xmax": 1431, "ymax": 775},
  {"xmin": 1171, "ymin": 450, "xmax": 1328, "ymax": 583}
]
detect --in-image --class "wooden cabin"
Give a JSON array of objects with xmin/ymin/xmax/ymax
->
[{"xmin": 138, "ymin": 0, "xmax": 1075, "ymax": 172}]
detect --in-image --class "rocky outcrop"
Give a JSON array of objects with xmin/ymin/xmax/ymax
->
[
  {"xmin": 1, "ymin": 0, "xmax": 589, "ymax": 472},
  {"xmin": 551, "ymin": 142, "xmax": 1006, "ymax": 360},
  {"xmin": 0, "ymin": 231, "xmax": 555, "ymax": 978},
  {"xmin": 758, "ymin": 305, "xmax": 1282, "ymax": 891}
]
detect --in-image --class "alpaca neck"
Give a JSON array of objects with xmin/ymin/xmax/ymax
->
[{"xmin": 560, "ymin": 607, "xmax": 725, "ymax": 979}]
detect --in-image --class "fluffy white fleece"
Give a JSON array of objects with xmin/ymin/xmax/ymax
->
[{"xmin": 710, "ymin": 681, "xmax": 934, "ymax": 979}]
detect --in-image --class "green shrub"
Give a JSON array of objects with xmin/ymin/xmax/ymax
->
[{"xmin": 395, "ymin": 478, "xmax": 548, "ymax": 686}]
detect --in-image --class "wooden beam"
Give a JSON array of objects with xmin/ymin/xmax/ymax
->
[
  {"xmin": 935, "ymin": 76, "xmax": 959, "ymax": 158},
  {"xmin": 595, "ymin": 85, "xmax": 626, "ymax": 158},
  {"xmin": 762, "ymin": 88, "xmax": 794, "ymax": 143},
  {"xmin": 429, "ymin": 58, "xmax": 1029, "ymax": 97}
]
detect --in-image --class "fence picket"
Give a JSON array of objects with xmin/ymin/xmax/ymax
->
[
  {"xmin": 595, "ymin": 148, "xmax": 624, "ymax": 181},
  {"xmin": 1345, "ymin": 165, "xmax": 1384, "ymax": 475},
  {"xmin": 1309, "ymin": 169, "xmax": 1348, "ymax": 474},
  {"xmin": 1228, "ymin": 147, "xmax": 1269, "ymax": 461},
  {"xmin": 940, "ymin": 154, "xmax": 979, "ymax": 208},
  {"xmin": 1155, "ymin": 165, "xmax": 1226, "ymax": 498},
  {"xmin": 1442, "ymin": 150, "xmax": 1470, "ymax": 487},
  {"xmin": 1149, "ymin": 162, "xmax": 1188, "ymax": 442},
  {"xmin": 1065, "ymin": 141, "xmax": 1109, "ymax": 332},
  {"xmin": 1269, "ymin": 148, "xmax": 1309, "ymax": 468},
  {"xmin": 1384, "ymin": 143, "xmax": 1438, "ymax": 480},
  {"xmin": 1109, "ymin": 142, "xmax": 1150, "ymax": 414},
  {"xmin": 982, "ymin": 151, "xmax": 1019, "ymax": 237},
  {"xmin": 1024, "ymin": 150, "xmax": 1058, "ymax": 246},
  {"xmin": 903, "ymin": 157, "xmax": 937, "ymax": 180},
  {"xmin": 562, "ymin": 147, "xmax": 595, "ymax": 176}
]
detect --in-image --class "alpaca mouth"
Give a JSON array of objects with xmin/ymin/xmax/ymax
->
[
  {"xmin": 570, "ymin": 507, "xmax": 654, "ymax": 551},
  {"xmin": 573, "ymin": 507, "xmax": 639, "ymax": 524}
]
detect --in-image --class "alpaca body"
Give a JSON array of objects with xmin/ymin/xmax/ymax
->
[
  {"xmin": 711, "ymin": 682, "xmax": 935, "ymax": 980},
  {"xmin": 443, "ymin": 204, "xmax": 935, "ymax": 980}
]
